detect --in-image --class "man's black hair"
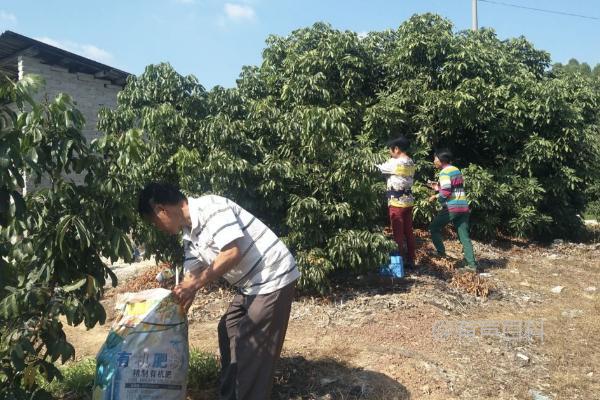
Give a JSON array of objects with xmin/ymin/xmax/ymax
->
[
  {"xmin": 138, "ymin": 182, "xmax": 186, "ymax": 217},
  {"xmin": 386, "ymin": 136, "xmax": 410, "ymax": 152},
  {"xmin": 434, "ymin": 148, "xmax": 453, "ymax": 164}
]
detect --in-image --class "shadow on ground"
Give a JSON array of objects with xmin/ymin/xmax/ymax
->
[
  {"xmin": 273, "ymin": 355, "xmax": 410, "ymax": 400},
  {"xmin": 187, "ymin": 355, "xmax": 410, "ymax": 400}
]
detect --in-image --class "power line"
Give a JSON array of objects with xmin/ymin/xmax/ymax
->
[{"xmin": 478, "ymin": 0, "xmax": 600, "ymax": 21}]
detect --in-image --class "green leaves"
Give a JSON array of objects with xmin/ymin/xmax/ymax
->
[
  {"xmin": 0, "ymin": 291, "xmax": 20, "ymax": 319},
  {"xmin": 1, "ymin": 74, "xmax": 139, "ymax": 397},
  {"xmin": 97, "ymin": 16, "xmax": 600, "ymax": 302},
  {"xmin": 11, "ymin": 343, "xmax": 26, "ymax": 370},
  {"xmin": 56, "ymin": 215, "xmax": 92, "ymax": 252},
  {"xmin": 0, "ymin": 18, "xmax": 598, "ymax": 398},
  {"xmin": 61, "ymin": 278, "xmax": 87, "ymax": 293}
]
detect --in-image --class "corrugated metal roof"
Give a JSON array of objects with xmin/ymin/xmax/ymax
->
[{"xmin": 0, "ymin": 30, "xmax": 130, "ymax": 85}]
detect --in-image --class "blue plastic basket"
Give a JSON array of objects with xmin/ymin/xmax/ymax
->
[{"xmin": 379, "ymin": 254, "xmax": 404, "ymax": 278}]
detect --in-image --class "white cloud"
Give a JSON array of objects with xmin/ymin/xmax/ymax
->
[
  {"xmin": 36, "ymin": 37, "xmax": 115, "ymax": 65},
  {"xmin": 0, "ymin": 10, "xmax": 17, "ymax": 27},
  {"xmin": 223, "ymin": 3, "xmax": 256, "ymax": 22},
  {"xmin": 80, "ymin": 45, "xmax": 114, "ymax": 63}
]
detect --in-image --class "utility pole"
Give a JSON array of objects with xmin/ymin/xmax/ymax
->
[{"xmin": 472, "ymin": 0, "xmax": 478, "ymax": 31}]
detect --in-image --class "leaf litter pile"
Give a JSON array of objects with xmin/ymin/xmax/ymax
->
[
  {"xmin": 449, "ymin": 271, "xmax": 493, "ymax": 297},
  {"xmin": 116, "ymin": 262, "xmax": 175, "ymax": 293},
  {"xmin": 413, "ymin": 228, "xmax": 494, "ymax": 298},
  {"xmin": 117, "ymin": 229, "xmax": 494, "ymax": 299},
  {"xmin": 411, "ymin": 250, "xmax": 493, "ymax": 297}
]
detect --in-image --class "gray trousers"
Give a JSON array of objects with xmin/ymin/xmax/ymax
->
[{"xmin": 218, "ymin": 282, "xmax": 295, "ymax": 400}]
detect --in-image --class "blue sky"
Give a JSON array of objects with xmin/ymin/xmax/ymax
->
[{"xmin": 1, "ymin": 0, "xmax": 599, "ymax": 89}]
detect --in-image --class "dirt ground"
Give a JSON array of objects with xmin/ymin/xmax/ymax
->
[{"xmin": 65, "ymin": 233, "xmax": 600, "ymax": 400}]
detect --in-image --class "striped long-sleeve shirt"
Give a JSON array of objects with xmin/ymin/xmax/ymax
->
[
  {"xmin": 182, "ymin": 195, "xmax": 300, "ymax": 295},
  {"xmin": 437, "ymin": 165, "xmax": 469, "ymax": 213}
]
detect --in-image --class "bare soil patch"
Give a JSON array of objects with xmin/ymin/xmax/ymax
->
[{"xmin": 65, "ymin": 232, "xmax": 600, "ymax": 399}]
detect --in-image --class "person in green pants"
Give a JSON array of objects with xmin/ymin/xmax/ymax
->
[{"xmin": 427, "ymin": 149, "xmax": 478, "ymax": 272}]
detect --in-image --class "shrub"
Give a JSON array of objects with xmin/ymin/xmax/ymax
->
[
  {"xmin": 0, "ymin": 75, "xmax": 137, "ymax": 398},
  {"xmin": 97, "ymin": 14, "xmax": 600, "ymax": 293}
]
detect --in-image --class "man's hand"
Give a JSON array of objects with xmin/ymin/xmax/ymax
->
[
  {"xmin": 427, "ymin": 181, "xmax": 439, "ymax": 191},
  {"xmin": 173, "ymin": 277, "xmax": 200, "ymax": 313},
  {"xmin": 182, "ymin": 296, "xmax": 195, "ymax": 313},
  {"xmin": 428, "ymin": 194, "xmax": 438, "ymax": 203},
  {"xmin": 173, "ymin": 240, "xmax": 242, "ymax": 314}
]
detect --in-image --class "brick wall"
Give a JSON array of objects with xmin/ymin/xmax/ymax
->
[{"xmin": 18, "ymin": 55, "xmax": 122, "ymax": 193}]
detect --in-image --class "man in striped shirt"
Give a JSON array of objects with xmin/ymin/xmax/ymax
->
[
  {"xmin": 137, "ymin": 182, "xmax": 300, "ymax": 400},
  {"xmin": 427, "ymin": 149, "xmax": 478, "ymax": 271}
]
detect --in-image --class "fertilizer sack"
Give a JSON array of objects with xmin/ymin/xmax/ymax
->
[{"xmin": 93, "ymin": 288, "xmax": 189, "ymax": 400}]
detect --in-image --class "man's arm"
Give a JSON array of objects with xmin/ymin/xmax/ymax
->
[{"xmin": 174, "ymin": 239, "xmax": 242, "ymax": 311}]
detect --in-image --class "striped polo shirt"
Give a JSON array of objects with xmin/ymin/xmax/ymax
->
[
  {"xmin": 437, "ymin": 165, "xmax": 469, "ymax": 213},
  {"xmin": 181, "ymin": 195, "xmax": 299, "ymax": 295}
]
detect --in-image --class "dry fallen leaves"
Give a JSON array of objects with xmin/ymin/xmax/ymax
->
[
  {"xmin": 116, "ymin": 262, "xmax": 174, "ymax": 293},
  {"xmin": 415, "ymin": 243, "xmax": 494, "ymax": 298},
  {"xmin": 117, "ymin": 228, "xmax": 495, "ymax": 299},
  {"xmin": 450, "ymin": 271, "xmax": 494, "ymax": 297}
]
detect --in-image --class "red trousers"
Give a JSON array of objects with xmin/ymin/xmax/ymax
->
[{"xmin": 389, "ymin": 206, "xmax": 416, "ymax": 264}]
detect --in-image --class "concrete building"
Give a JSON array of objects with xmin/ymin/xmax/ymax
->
[{"xmin": 0, "ymin": 30, "xmax": 130, "ymax": 192}]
